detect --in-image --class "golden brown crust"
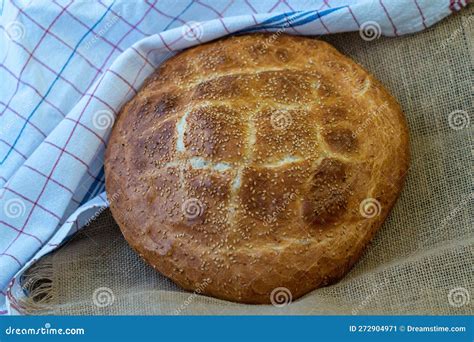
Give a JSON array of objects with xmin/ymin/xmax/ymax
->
[{"xmin": 104, "ymin": 34, "xmax": 410, "ymax": 304}]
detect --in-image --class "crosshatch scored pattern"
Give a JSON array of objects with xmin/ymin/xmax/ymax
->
[{"xmin": 105, "ymin": 34, "xmax": 409, "ymax": 304}]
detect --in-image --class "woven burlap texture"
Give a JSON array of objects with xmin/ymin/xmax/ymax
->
[{"xmin": 16, "ymin": 6, "xmax": 473, "ymax": 315}]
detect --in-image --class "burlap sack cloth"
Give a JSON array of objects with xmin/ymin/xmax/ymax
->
[{"xmin": 15, "ymin": 6, "xmax": 473, "ymax": 315}]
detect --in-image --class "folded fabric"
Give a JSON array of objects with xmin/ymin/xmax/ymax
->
[{"xmin": 0, "ymin": 0, "xmax": 468, "ymax": 315}]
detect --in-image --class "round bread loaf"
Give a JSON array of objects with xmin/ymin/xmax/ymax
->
[{"xmin": 105, "ymin": 34, "xmax": 409, "ymax": 304}]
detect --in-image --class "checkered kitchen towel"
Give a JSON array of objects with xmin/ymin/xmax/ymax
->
[{"xmin": 0, "ymin": 0, "xmax": 469, "ymax": 315}]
